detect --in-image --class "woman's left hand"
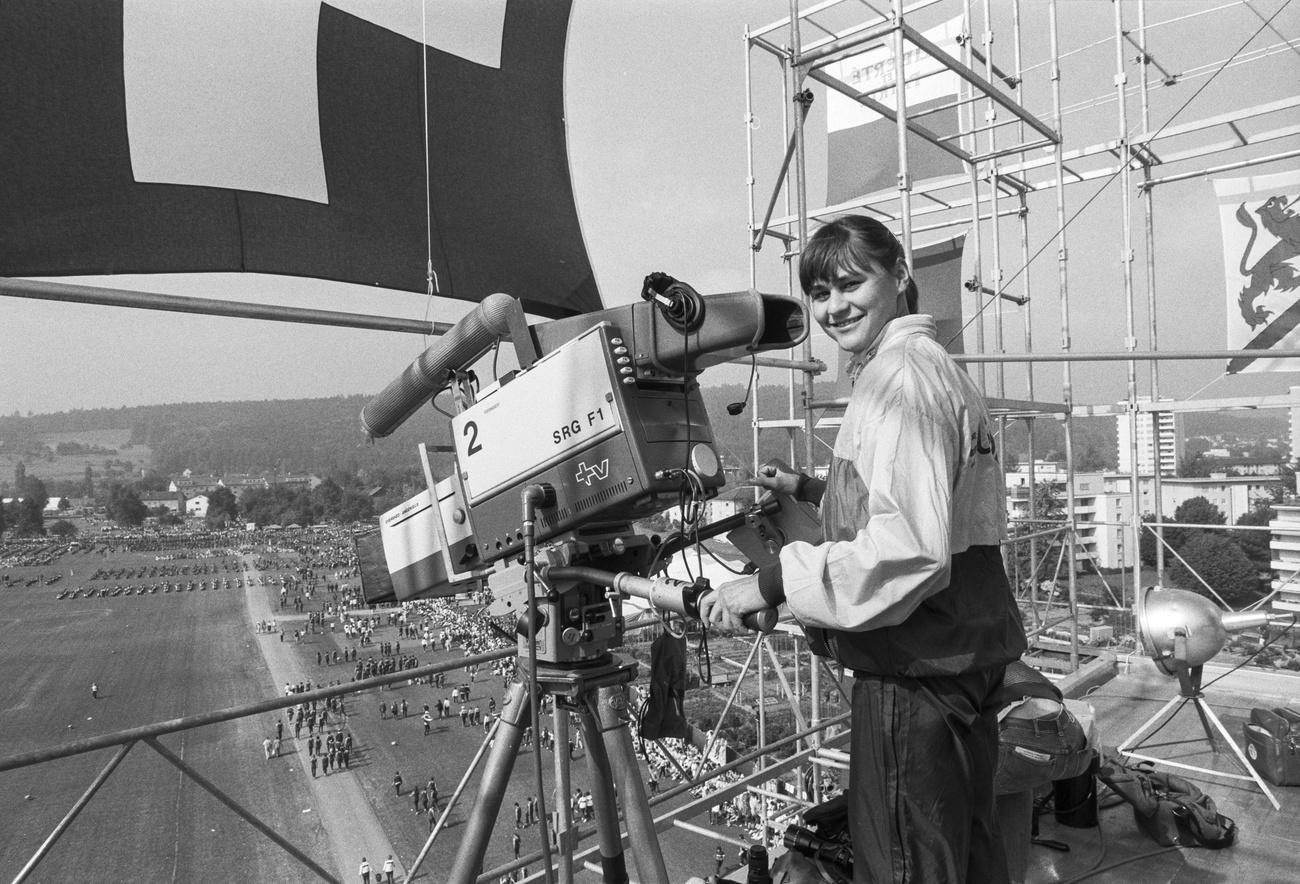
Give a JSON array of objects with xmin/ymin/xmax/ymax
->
[{"xmin": 697, "ymin": 574, "xmax": 769, "ymax": 632}]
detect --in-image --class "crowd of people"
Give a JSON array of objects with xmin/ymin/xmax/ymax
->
[{"xmin": 261, "ymin": 692, "xmax": 358, "ymax": 778}]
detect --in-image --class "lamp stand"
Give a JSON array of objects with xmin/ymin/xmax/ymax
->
[{"xmin": 1118, "ymin": 633, "xmax": 1280, "ymax": 810}]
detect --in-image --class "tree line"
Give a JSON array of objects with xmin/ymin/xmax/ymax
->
[
  {"xmin": 1139, "ymin": 496, "xmax": 1275, "ymax": 607},
  {"xmin": 1010, "ymin": 482, "xmax": 1277, "ymax": 609},
  {"xmin": 1, "ymin": 456, "xmax": 373, "ymax": 536}
]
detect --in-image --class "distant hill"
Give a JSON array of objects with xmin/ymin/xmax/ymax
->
[
  {"xmin": 1181, "ymin": 409, "xmax": 1289, "ymax": 441},
  {"xmin": 3, "ymin": 385, "xmax": 1288, "ymax": 498},
  {"xmin": 0, "ymin": 397, "xmax": 453, "ymax": 494},
  {"xmin": 0, "ymin": 385, "xmax": 826, "ymax": 489}
]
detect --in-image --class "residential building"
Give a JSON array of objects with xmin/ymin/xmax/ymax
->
[
  {"xmin": 170, "ymin": 474, "xmax": 222, "ymax": 495},
  {"xmin": 1008, "ymin": 471, "xmax": 1282, "ymax": 571},
  {"xmin": 272, "ymin": 473, "xmax": 322, "ymax": 491},
  {"xmin": 139, "ymin": 491, "xmax": 185, "ymax": 514},
  {"xmin": 1268, "ymin": 504, "xmax": 1300, "ymax": 615},
  {"xmin": 1004, "ymin": 460, "xmax": 1069, "ymax": 494},
  {"xmin": 219, "ymin": 475, "xmax": 270, "ymax": 493},
  {"xmin": 1116, "ymin": 398, "xmax": 1179, "ymax": 477},
  {"xmin": 1155, "ymin": 475, "xmax": 1279, "ymax": 523},
  {"xmin": 1068, "ymin": 473, "xmax": 1133, "ymax": 572},
  {"xmin": 1210, "ymin": 457, "xmax": 1284, "ymax": 477},
  {"xmin": 186, "ymin": 495, "xmax": 210, "ymax": 518}
]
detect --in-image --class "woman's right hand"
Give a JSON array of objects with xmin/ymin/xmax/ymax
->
[{"xmin": 746, "ymin": 459, "xmax": 802, "ymax": 496}]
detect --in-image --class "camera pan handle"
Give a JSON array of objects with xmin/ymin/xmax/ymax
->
[{"xmin": 361, "ymin": 292, "xmax": 521, "ymax": 439}]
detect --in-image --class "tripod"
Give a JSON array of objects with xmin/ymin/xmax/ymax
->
[
  {"xmin": 447, "ymin": 654, "xmax": 668, "ymax": 884},
  {"xmin": 1118, "ymin": 635, "xmax": 1280, "ymax": 810},
  {"xmin": 444, "ymin": 489, "xmax": 775, "ymax": 884}
]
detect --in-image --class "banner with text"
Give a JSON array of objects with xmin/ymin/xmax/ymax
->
[{"xmin": 825, "ymin": 16, "xmax": 965, "ymax": 206}]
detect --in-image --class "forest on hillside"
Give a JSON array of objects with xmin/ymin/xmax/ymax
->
[
  {"xmin": 3, "ymin": 386, "xmax": 1290, "ymax": 502},
  {"xmin": 0, "ymin": 386, "xmax": 820, "ymax": 484}
]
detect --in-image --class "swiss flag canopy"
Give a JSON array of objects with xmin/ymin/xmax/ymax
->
[{"xmin": 0, "ymin": 0, "xmax": 600, "ymax": 318}]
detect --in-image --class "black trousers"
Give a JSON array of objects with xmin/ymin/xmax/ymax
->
[{"xmin": 849, "ymin": 669, "xmax": 1008, "ymax": 883}]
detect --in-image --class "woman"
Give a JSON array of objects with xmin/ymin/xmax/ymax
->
[{"xmin": 701, "ymin": 216, "xmax": 1026, "ymax": 883}]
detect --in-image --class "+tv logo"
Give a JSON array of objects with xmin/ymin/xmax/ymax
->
[{"xmin": 575, "ymin": 460, "xmax": 610, "ymax": 486}]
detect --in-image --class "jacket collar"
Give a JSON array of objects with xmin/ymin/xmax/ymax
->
[{"xmin": 846, "ymin": 314, "xmax": 937, "ymax": 383}]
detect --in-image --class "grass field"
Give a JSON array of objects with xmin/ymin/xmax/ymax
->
[
  {"xmin": 1, "ymin": 427, "xmax": 153, "ymax": 484},
  {"xmin": 0, "ymin": 539, "xmax": 734, "ymax": 883},
  {"xmin": 0, "ymin": 547, "xmax": 332, "ymax": 882}
]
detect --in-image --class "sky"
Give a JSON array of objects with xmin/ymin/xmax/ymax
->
[{"xmin": 2, "ymin": 0, "xmax": 1299, "ymax": 419}]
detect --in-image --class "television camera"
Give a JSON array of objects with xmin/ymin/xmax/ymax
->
[
  {"xmin": 356, "ymin": 278, "xmax": 810, "ymax": 666},
  {"xmin": 357, "ymin": 277, "xmax": 821, "ymax": 884}
]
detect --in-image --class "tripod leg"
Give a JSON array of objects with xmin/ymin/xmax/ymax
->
[
  {"xmin": 1177, "ymin": 664, "xmax": 1221, "ymax": 750},
  {"xmin": 1195, "ymin": 696, "xmax": 1281, "ymax": 811},
  {"xmin": 552, "ymin": 704, "xmax": 575, "ymax": 884},
  {"xmin": 1191, "ymin": 698, "xmax": 1219, "ymax": 751},
  {"xmin": 1117, "ymin": 693, "xmax": 1187, "ymax": 755},
  {"xmin": 596, "ymin": 686, "xmax": 669, "ymax": 884},
  {"xmin": 574, "ymin": 699, "xmax": 629, "ymax": 884},
  {"xmin": 448, "ymin": 680, "xmax": 531, "ymax": 884}
]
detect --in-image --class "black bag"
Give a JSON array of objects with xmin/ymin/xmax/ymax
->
[
  {"xmin": 1243, "ymin": 706, "xmax": 1300, "ymax": 786},
  {"xmin": 639, "ymin": 632, "xmax": 689, "ymax": 740},
  {"xmin": 1095, "ymin": 753, "xmax": 1237, "ymax": 849}
]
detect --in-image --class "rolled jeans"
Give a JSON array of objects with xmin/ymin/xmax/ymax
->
[
  {"xmin": 993, "ymin": 704, "xmax": 1093, "ymax": 884},
  {"xmin": 994, "ymin": 706, "xmax": 1093, "ymax": 795},
  {"xmin": 849, "ymin": 669, "xmax": 1008, "ymax": 884}
]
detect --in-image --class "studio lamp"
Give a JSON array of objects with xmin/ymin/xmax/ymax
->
[
  {"xmin": 1123, "ymin": 585, "xmax": 1294, "ymax": 810},
  {"xmin": 1136, "ymin": 585, "xmax": 1285, "ymax": 676}
]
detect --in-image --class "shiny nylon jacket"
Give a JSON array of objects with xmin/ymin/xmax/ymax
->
[{"xmin": 780, "ymin": 315, "xmax": 1026, "ymax": 676}]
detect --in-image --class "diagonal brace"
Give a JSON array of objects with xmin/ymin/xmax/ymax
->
[
  {"xmin": 12, "ymin": 742, "xmax": 135, "ymax": 884},
  {"xmin": 143, "ymin": 736, "xmax": 340, "ymax": 884}
]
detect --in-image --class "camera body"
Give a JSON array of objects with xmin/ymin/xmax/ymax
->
[
  {"xmin": 357, "ymin": 286, "xmax": 809, "ymax": 628},
  {"xmin": 454, "ymin": 322, "xmax": 723, "ymax": 566}
]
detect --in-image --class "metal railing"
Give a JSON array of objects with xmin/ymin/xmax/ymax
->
[{"xmin": 1, "ymin": 625, "xmax": 844, "ymax": 884}]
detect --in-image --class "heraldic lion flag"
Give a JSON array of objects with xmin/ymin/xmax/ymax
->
[{"xmin": 1216, "ymin": 170, "xmax": 1300, "ymax": 373}]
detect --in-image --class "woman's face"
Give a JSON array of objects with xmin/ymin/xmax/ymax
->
[{"xmin": 807, "ymin": 252, "xmax": 908, "ymax": 355}]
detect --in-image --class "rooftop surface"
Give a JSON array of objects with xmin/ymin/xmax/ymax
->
[{"xmin": 1020, "ymin": 660, "xmax": 1299, "ymax": 884}]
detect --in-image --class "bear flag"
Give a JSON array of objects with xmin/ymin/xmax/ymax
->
[{"xmin": 1216, "ymin": 171, "xmax": 1300, "ymax": 373}]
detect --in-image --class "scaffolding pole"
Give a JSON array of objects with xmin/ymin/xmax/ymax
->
[{"xmin": 1049, "ymin": 0, "xmax": 1080, "ymax": 670}]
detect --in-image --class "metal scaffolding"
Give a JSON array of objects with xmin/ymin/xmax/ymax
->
[{"xmin": 743, "ymin": 0, "xmax": 1300, "ymax": 674}]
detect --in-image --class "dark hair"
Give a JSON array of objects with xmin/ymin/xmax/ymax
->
[{"xmin": 799, "ymin": 215, "xmax": 918, "ymax": 314}]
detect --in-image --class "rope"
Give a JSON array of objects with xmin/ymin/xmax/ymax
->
[{"xmin": 419, "ymin": 1, "xmax": 446, "ymax": 348}]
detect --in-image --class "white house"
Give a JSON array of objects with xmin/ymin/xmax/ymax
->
[
  {"xmin": 186, "ymin": 494, "xmax": 210, "ymax": 518},
  {"xmin": 139, "ymin": 491, "xmax": 185, "ymax": 514}
]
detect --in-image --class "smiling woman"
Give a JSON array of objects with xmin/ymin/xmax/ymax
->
[
  {"xmin": 703, "ymin": 213, "xmax": 1027, "ymax": 881},
  {"xmin": 800, "ymin": 216, "xmax": 918, "ymax": 360}
]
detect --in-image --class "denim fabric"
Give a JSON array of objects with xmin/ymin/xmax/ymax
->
[{"xmin": 994, "ymin": 706, "xmax": 1093, "ymax": 795}]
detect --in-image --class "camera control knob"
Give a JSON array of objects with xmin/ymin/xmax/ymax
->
[{"xmin": 561, "ymin": 627, "xmax": 583, "ymax": 646}]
